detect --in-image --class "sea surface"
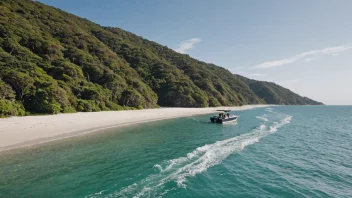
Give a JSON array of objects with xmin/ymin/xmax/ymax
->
[{"xmin": 0, "ymin": 106, "xmax": 351, "ymax": 197}]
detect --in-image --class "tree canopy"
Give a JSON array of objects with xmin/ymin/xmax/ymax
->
[{"xmin": 0, "ymin": 0, "xmax": 322, "ymax": 117}]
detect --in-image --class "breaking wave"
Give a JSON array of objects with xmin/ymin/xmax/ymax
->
[{"xmin": 91, "ymin": 109, "xmax": 292, "ymax": 198}]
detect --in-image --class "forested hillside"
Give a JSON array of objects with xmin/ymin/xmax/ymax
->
[
  {"xmin": 0, "ymin": 0, "xmax": 322, "ymax": 117},
  {"xmin": 235, "ymin": 75, "xmax": 323, "ymax": 105}
]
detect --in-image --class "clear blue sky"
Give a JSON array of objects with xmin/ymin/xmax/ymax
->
[{"xmin": 37, "ymin": 0, "xmax": 352, "ymax": 104}]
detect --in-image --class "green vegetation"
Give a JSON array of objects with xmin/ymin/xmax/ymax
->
[
  {"xmin": 0, "ymin": 0, "xmax": 322, "ymax": 117},
  {"xmin": 235, "ymin": 75, "xmax": 323, "ymax": 105}
]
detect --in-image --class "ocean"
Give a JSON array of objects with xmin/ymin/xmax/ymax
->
[{"xmin": 0, "ymin": 106, "xmax": 351, "ymax": 197}]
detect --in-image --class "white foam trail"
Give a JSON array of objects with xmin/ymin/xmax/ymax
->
[
  {"xmin": 153, "ymin": 164, "xmax": 163, "ymax": 172},
  {"xmin": 111, "ymin": 113, "xmax": 292, "ymax": 198},
  {"xmin": 265, "ymin": 107, "xmax": 274, "ymax": 113},
  {"xmin": 256, "ymin": 115, "xmax": 269, "ymax": 122}
]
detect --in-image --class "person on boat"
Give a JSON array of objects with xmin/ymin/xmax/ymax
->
[{"xmin": 227, "ymin": 113, "xmax": 230, "ymax": 118}]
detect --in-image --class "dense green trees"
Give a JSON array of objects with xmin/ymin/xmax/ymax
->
[
  {"xmin": 0, "ymin": 79, "xmax": 25, "ymax": 116},
  {"xmin": 235, "ymin": 75, "xmax": 323, "ymax": 105},
  {"xmin": 0, "ymin": 0, "xmax": 322, "ymax": 117}
]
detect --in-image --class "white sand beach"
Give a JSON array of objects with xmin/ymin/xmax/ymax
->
[{"xmin": 0, "ymin": 105, "xmax": 268, "ymax": 151}]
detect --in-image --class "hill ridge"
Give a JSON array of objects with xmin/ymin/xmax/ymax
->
[{"xmin": 0, "ymin": 0, "xmax": 322, "ymax": 116}]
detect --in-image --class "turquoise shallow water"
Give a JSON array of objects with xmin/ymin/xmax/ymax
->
[{"xmin": 0, "ymin": 106, "xmax": 351, "ymax": 197}]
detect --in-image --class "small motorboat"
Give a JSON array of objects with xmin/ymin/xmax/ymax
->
[{"xmin": 210, "ymin": 110, "xmax": 238, "ymax": 124}]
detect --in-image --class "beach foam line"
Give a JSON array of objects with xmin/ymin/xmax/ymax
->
[{"xmin": 106, "ymin": 111, "xmax": 292, "ymax": 198}]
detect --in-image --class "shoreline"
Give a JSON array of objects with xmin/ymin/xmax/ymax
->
[{"xmin": 0, "ymin": 105, "xmax": 268, "ymax": 152}]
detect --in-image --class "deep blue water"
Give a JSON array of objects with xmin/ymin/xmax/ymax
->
[{"xmin": 0, "ymin": 106, "xmax": 351, "ymax": 197}]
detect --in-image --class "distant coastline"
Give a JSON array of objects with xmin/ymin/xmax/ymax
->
[{"xmin": 0, "ymin": 105, "xmax": 269, "ymax": 152}]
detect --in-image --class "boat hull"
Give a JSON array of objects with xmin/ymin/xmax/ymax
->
[{"xmin": 210, "ymin": 116, "xmax": 238, "ymax": 124}]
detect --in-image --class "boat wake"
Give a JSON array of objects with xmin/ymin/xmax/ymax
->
[
  {"xmin": 256, "ymin": 114, "xmax": 269, "ymax": 122},
  {"xmin": 90, "ymin": 109, "xmax": 292, "ymax": 198}
]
